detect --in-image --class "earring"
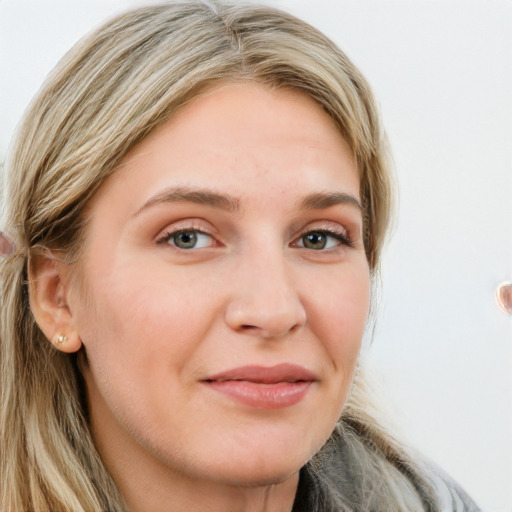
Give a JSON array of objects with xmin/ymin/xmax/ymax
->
[{"xmin": 55, "ymin": 334, "xmax": 68, "ymax": 345}]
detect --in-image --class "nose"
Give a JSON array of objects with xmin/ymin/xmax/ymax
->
[{"xmin": 224, "ymin": 251, "xmax": 307, "ymax": 339}]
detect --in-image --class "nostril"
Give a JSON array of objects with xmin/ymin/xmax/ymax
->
[
  {"xmin": 225, "ymin": 299, "xmax": 307, "ymax": 338},
  {"xmin": 289, "ymin": 323, "xmax": 303, "ymax": 333},
  {"xmin": 240, "ymin": 324, "xmax": 258, "ymax": 331},
  {"xmin": 236, "ymin": 321, "xmax": 305, "ymax": 338}
]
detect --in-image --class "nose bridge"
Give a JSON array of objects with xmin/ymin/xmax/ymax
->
[{"xmin": 225, "ymin": 241, "xmax": 306, "ymax": 338}]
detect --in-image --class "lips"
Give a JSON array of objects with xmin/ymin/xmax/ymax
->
[{"xmin": 203, "ymin": 364, "xmax": 316, "ymax": 409}]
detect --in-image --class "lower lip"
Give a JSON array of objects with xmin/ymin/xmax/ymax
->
[{"xmin": 204, "ymin": 380, "xmax": 312, "ymax": 409}]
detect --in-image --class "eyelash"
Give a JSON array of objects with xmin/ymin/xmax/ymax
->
[
  {"xmin": 156, "ymin": 226, "xmax": 354, "ymax": 251},
  {"xmin": 156, "ymin": 228, "xmax": 216, "ymax": 249},
  {"xmin": 293, "ymin": 228, "xmax": 355, "ymax": 250}
]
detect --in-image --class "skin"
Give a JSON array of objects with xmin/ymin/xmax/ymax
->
[{"xmin": 33, "ymin": 82, "xmax": 370, "ymax": 512}]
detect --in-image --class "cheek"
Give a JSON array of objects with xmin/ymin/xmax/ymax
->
[
  {"xmin": 73, "ymin": 262, "xmax": 218, "ymax": 380},
  {"xmin": 308, "ymin": 264, "xmax": 370, "ymax": 377},
  {"xmin": 72, "ymin": 271, "xmax": 205, "ymax": 431}
]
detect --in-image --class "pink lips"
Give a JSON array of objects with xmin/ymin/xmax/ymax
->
[{"xmin": 203, "ymin": 364, "xmax": 316, "ymax": 409}]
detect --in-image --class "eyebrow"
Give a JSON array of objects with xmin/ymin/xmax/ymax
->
[
  {"xmin": 133, "ymin": 187, "xmax": 362, "ymax": 217},
  {"xmin": 134, "ymin": 187, "xmax": 240, "ymax": 216},
  {"xmin": 297, "ymin": 192, "xmax": 362, "ymax": 212}
]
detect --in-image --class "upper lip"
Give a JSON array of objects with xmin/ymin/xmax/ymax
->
[{"xmin": 204, "ymin": 364, "xmax": 317, "ymax": 384}]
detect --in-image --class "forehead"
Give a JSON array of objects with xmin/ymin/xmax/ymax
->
[{"xmin": 89, "ymin": 81, "xmax": 359, "ymax": 216}]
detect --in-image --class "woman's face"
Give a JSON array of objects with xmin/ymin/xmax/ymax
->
[{"xmin": 68, "ymin": 82, "xmax": 370, "ymax": 488}]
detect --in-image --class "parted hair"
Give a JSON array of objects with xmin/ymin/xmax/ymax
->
[{"xmin": 1, "ymin": 2, "xmax": 447, "ymax": 511}]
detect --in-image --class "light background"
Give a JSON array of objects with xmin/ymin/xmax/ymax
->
[{"xmin": 1, "ymin": 1, "xmax": 511, "ymax": 510}]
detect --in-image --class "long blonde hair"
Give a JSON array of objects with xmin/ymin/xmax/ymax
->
[{"xmin": 1, "ymin": 2, "xmax": 441, "ymax": 511}]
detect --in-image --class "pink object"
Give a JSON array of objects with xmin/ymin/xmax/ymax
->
[
  {"xmin": 203, "ymin": 364, "xmax": 316, "ymax": 409},
  {"xmin": 496, "ymin": 282, "xmax": 512, "ymax": 314},
  {"xmin": 0, "ymin": 231, "xmax": 17, "ymax": 258}
]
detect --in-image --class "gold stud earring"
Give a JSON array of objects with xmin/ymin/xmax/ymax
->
[{"xmin": 55, "ymin": 334, "xmax": 68, "ymax": 345}]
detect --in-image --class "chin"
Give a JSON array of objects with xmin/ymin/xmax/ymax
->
[
  {"xmin": 200, "ymin": 422, "xmax": 331, "ymax": 488},
  {"xmin": 218, "ymin": 466, "xmax": 299, "ymax": 489},
  {"xmin": 208, "ymin": 450, "xmax": 307, "ymax": 488}
]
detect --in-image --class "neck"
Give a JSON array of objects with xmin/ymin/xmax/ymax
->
[{"xmin": 122, "ymin": 470, "xmax": 299, "ymax": 512}]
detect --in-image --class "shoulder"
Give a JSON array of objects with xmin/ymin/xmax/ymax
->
[
  {"xmin": 296, "ymin": 431, "xmax": 484, "ymax": 512},
  {"xmin": 429, "ymin": 467, "xmax": 484, "ymax": 512}
]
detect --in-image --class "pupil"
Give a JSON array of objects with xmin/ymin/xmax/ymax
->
[
  {"xmin": 174, "ymin": 231, "xmax": 197, "ymax": 249},
  {"xmin": 304, "ymin": 233, "xmax": 326, "ymax": 250}
]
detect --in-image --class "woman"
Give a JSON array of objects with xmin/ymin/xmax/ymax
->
[{"xmin": 0, "ymin": 2, "xmax": 480, "ymax": 511}]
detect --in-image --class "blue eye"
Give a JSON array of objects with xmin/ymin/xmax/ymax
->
[
  {"xmin": 296, "ymin": 230, "xmax": 350, "ymax": 250},
  {"xmin": 164, "ymin": 230, "xmax": 214, "ymax": 249}
]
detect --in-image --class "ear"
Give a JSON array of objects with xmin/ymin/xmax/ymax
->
[{"xmin": 28, "ymin": 254, "xmax": 82, "ymax": 353}]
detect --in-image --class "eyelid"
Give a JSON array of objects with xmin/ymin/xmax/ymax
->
[
  {"xmin": 154, "ymin": 219, "xmax": 220, "ymax": 248},
  {"xmin": 292, "ymin": 227, "xmax": 354, "ymax": 249},
  {"xmin": 161, "ymin": 229, "xmax": 215, "ymax": 249},
  {"xmin": 292, "ymin": 218, "xmax": 354, "ymax": 244}
]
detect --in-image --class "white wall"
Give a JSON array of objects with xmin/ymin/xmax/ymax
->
[{"xmin": 1, "ymin": 1, "xmax": 511, "ymax": 509}]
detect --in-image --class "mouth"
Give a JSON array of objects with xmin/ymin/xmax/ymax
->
[{"xmin": 202, "ymin": 364, "xmax": 317, "ymax": 409}]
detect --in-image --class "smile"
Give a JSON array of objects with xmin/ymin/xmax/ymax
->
[{"xmin": 203, "ymin": 364, "xmax": 316, "ymax": 409}]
